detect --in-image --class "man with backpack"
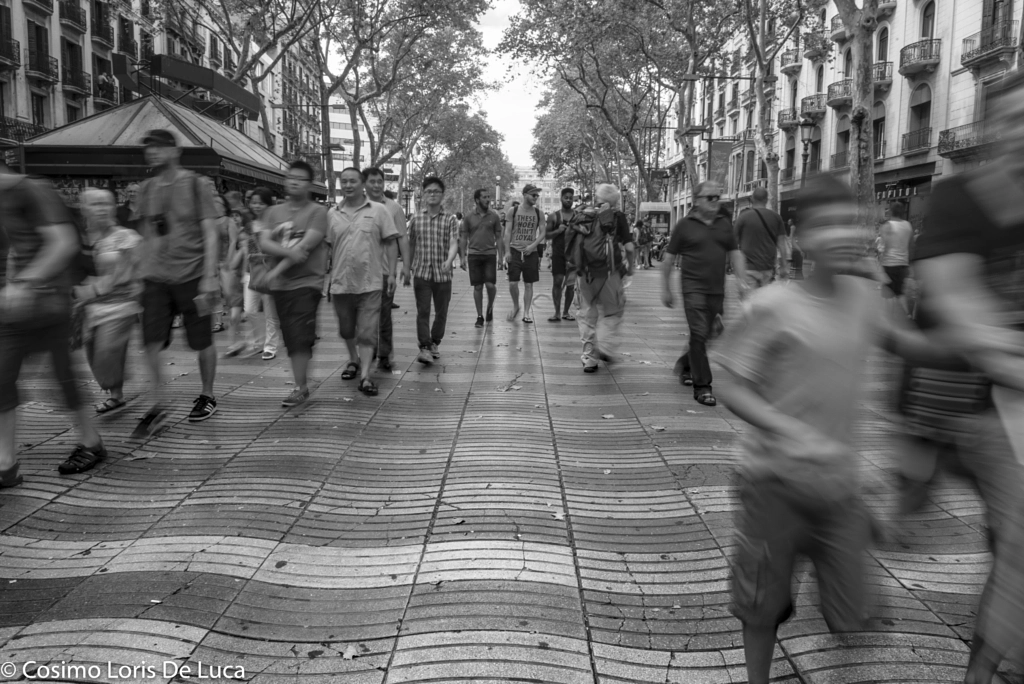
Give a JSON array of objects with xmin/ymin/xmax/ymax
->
[
  {"xmin": 570, "ymin": 183, "xmax": 635, "ymax": 373},
  {"xmin": 734, "ymin": 187, "xmax": 788, "ymax": 295},
  {"xmin": 133, "ymin": 129, "xmax": 221, "ymax": 435},
  {"xmin": 545, "ymin": 187, "xmax": 577, "ymax": 322},
  {"xmin": 503, "ymin": 186, "xmax": 546, "ymax": 323},
  {"xmin": 0, "ymin": 165, "xmax": 107, "ymax": 485}
]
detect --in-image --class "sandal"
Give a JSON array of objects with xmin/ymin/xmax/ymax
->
[
  {"xmin": 522, "ymin": 316, "xmax": 534, "ymax": 324},
  {"xmin": 58, "ymin": 443, "xmax": 107, "ymax": 475},
  {"xmin": 341, "ymin": 362, "xmax": 360, "ymax": 380},
  {"xmin": 358, "ymin": 378, "xmax": 378, "ymax": 396},
  {"xmin": 562, "ymin": 313, "xmax": 575, "ymax": 321},
  {"xmin": 694, "ymin": 391, "xmax": 717, "ymax": 407},
  {"xmin": 95, "ymin": 397, "xmax": 127, "ymax": 414},
  {"xmin": 547, "ymin": 315, "xmax": 561, "ymax": 322}
]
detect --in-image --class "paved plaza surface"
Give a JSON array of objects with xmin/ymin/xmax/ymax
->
[{"xmin": 0, "ymin": 268, "xmax": 1020, "ymax": 684}]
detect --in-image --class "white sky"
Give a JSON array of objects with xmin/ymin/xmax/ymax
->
[{"xmin": 475, "ymin": 0, "xmax": 544, "ymax": 168}]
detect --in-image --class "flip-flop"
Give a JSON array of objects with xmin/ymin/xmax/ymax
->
[
  {"xmin": 562, "ymin": 314, "xmax": 575, "ymax": 321},
  {"xmin": 95, "ymin": 397, "xmax": 127, "ymax": 415},
  {"xmin": 522, "ymin": 316, "xmax": 534, "ymax": 324},
  {"xmin": 358, "ymin": 378, "xmax": 379, "ymax": 396},
  {"xmin": 547, "ymin": 315, "xmax": 561, "ymax": 322},
  {"xmin": 341, "ymin": 362, "xmax": 360, "ymax": 380},
  {"xmin": 694, "ymin": 392, "xmax": 717, "ymax": 407}
]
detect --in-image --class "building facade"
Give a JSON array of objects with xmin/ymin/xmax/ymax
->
[
  {"xmin": 325, "ymin": 95, "xmax": 405, "ymax": 202},
  {"xmin": 513, "ymin": 165, "xmax": 561, "ymax": 215},
  {"xmin": 663, "ymin": 0, "xmax": 1022, "ymax": 227},
  {"xmin": 0, "ymin": 0, "xmax": 319, "ymax": 159}
]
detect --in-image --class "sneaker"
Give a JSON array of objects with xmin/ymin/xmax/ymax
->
[
  {"xmin": 429, "ymin": 343, "xmax": 440, "ymax": 359},
  {"xmin": 475, "ymin": 316, "xmax": 484, "ymax": 328},
  {"xmin": 417, "ymin": 348, "xmax": 433, "ymax": 365},
  {"xmin": 485, "ymin": 310, "xmax": 493, "ymax": 322},
  {"xmin": 188, "ymin": 395, "xmax": 218, "ymax": 422},
  {"xmin": 262, "ymin": 350, "xmax": 277, "ymax": 361},
  {"xmin": 58, "ymin": 443, "xmax": 107, "ymax": 475},
  {"xmin": 132, "ymin": 408, "xmax": 171, "ymax": 439},
  {"xmin": 281, "ymin": 387, "xmax": 309, "ymax": 408}
]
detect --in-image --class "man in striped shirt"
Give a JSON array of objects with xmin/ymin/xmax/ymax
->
[{"xmin": 407, "ymin": 176, "xmax": 459, "ymax": 365}]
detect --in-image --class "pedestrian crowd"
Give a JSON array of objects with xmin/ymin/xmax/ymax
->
[{"xmin": 1, "ymin": 69, "xmax": 1024, "ymax": 684}]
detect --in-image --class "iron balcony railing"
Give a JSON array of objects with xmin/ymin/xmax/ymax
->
[
  {"xmin": 59, "ymin": 1, "xmax": 87, "ymax": 31},
  {"xmin": 62, "ymin": 66, "xmax": 91, "ymax": 93},
  {"xmin": 962, "ymin": 20, "xmax": 1019, "ymax": 65},
  {"xmin": 25, "ymin": 0, "xmax": 54, "ymax": 13},
  {"xmin": 807, "ymin": 158, "xmax": 822, "ymax": 172},
  {"xmin": 714, "ymin": 106, "xmax": 726, "ymax": 121},
  {"xmin": 830, "ymin": 15, "xmax": 847, "ymax": 38},
  {"xmin": 781, "ymin": 49, "xmax": 801, "ymax": 70},
  {"xmin": 727, "ymin": 96, "xmax": 739, "ymax": 111},
  {"xmin": 827, "ymin": 79, "xmax": 853, "ymax": 103},
  {"xmin": 900, "ymin": 39, "xmax": 941, "ymax": 70},
  {"xmin": 0, "ymin": 115, "xmax": 48, "ymax": 142},
  {"xmin": 801, "ymin": 93, "xmax": 827, "ymax": 116},
  {"xmin": 92, "ymin": 17, "xmax": 115, "ymax": 46},
  {"xmin": 25, "ymin": 50, "xmax": 59, "ymax": 81},
  {"xmin": 831, "ymin": 150, "xmax": 849, "ymax": 168},
  {"xmin": 743, "ymin": 178, "xmax": 769, "ymax": 193},
  {"xmin": 778, "ymin": 108, "xmax": 800, "ymax": 128},
  {"xmin": 781, "ymin": 167, "xmax": 796, "ymax": 182},
  {"xmin": 902, "ymin": 127, "xmax": 932, "ymax": 152},
  {"xmin": 873, "ymin": 61, "xmax": 893, "ymax": 81},
  {"xmin": 94, "ymin": 77, "xmax": 118, "ymax": 104},
  {"xmin": 937, "ymin": 121, "xmax": 997, "ymax": 156},
  {"xmin": 0, "ymin": 39, "xmax": 19, "ymax": 66},
  {"xmin": 118, "ymin": 34, "xmax": 138, "ymax": 59}
]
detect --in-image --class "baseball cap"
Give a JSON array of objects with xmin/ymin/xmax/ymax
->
[
  {"xmin": 142, "ymin": 129, "xmax": 177, "ymax": 147},
  {"xmin": 522, "ymin": 184, "xmax": 541, "ymax": 195}
]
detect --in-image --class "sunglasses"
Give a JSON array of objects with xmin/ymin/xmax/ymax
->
[{"xmin": 699, "ymin": 195, "xmax": 721, "ymax": 202}]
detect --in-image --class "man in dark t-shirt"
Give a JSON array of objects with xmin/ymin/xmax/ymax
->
[
  {"xmin": 545, "ymin": 187, "xmax": 577, "ymax": 322},
  {"xmin": 734, "ymin": 187, "xmax": 788, "ymax": 295},
  {"xmin": 913, "ymin": 68, "xmax": 1024, "ymax": 684},
  {"xmin": 661, "ymin": 181, "xmax": 747, "ymax": 406}
]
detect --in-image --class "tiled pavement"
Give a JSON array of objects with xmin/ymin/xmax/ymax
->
[{"xmin": 0, "ymin": 268, "xmax": 1020, "ymax": 683}]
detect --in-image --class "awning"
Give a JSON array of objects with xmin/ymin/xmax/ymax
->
[{"xmin": 640, "ymin": 202, "xmax": 672, "ymax": 213}]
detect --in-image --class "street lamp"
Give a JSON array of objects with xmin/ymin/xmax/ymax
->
[
  {"xmin": 799, "ymin": 120, "xmax": 816, "ymax": 188},
  {"xmin": 401, "ymin": 185, "xmax": 413, "ymax": 214}
]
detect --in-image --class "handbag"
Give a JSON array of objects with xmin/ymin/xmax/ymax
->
[{"xmin": 247, "ymin": 253, "xmax": 274, "ymax": 294}]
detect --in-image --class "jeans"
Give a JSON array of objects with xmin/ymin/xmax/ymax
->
[
  {"xmin": 243, "ymin": 273, "xmax": 279, "ymax": 354},
  {"xmin": 681, "ymin": 292, "xmax": 724, "ymax": 392},
  {"xmin": 378, "ymin": 284, "xmax": 394, "ymax": 359},
  {"xmin": 413, "ymin": 277, "xmax": 452, "ymax": 348}
]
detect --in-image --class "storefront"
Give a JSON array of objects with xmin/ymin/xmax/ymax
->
[
  {"xmin": 873, "ymin": 162, "xmax": 935, "ymax": 231},
  {"xmin": 2, "ymin": 95, "xmax": 327, "ymax": 205},
  {"xmin": 639, "ymin": 201, "xmax": 673, "ymax": 234}
]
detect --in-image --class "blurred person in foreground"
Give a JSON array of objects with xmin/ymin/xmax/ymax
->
[
  {"xmin": 913, "ymin": 69, "xmax": 1024, "ymax": 684},
  {"xmin": 712, "ymin": 175, "xmax": 964, "ymax": 684},
  {"xmin": 77, "ymin": 188, "xmax": 143, "ymax": 414},
  {"xmin": 0, "ymin": 169, "xmax": 106, "ymax": 484}
]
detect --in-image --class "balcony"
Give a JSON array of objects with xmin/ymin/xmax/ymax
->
[
  {"xmin": 92, "ymin": 18, "xmax": 115, "ymax": 48},
  {"xmin": 899, "ymin": 39, "xmax": 941, "ymax": 76},
  {"xmin": 727, "ymin": 96, "xmax": 739, "ymax": 114},
  {"xmin": 743, "ymin": 178, "xmax": 768, "ymax": 193},
  {"xmin": 938, "ymin": 121, "xmax": 998, "ymax": 160},
  {"xmin": 830, "ymin": 15, "xmax": 848, "ymax": 42},
  {"xmin": 25, "ymin": 0, "xmax": 54, "ymax": 13},
  {"xmin": 59, "ymin": 1, "xmax": 87, "ymax": 32},
  {"xmin": 714, "ymin": 106, "xmax": 726, "ymax": 122},
  {"xmin": 741, "ymin": 88, "xmax": 756, "ymax": 106},
  {"xmin": 118, "ymin": 34, "xmax": 138, "ymax": 59},
  {"xmin": 781, "ymin": 167, "xmax": 796, "ymax": 183},
  {"xmin": 801, "ymin": 93, "xmax": 827, "ymax": 119},
  {"xmin": 803, "ymin": 30, "xmax": 828, "ymax": 60},
  {"xmin": 0, "ymin": 39, "xmax": 19, "ymax": 70},
  {"xmin": 877, "ymin": 0, "xmax": 896, "ymax": 16},
  {"xmin": 827, "ymin": 79, "xmax": 853, "ymax": 108},
  {"xmin": 873, "ymin": 61, "xmax": 893, "ymax": 91},
  {"xmin": 0, "ymin": 116, "xmax": 48, "ymax": 142},
  {"xmin": 780, "ymin": 49, "xmax": 802, "ymax": 75},
  {"xmin": 25, "ymin": 50, "xmax": 59, "ymax": 84},
  {"xmin": 61, "ymin": 66, "xmax": 91, "ymax": 95},
  {"xmin": 902, "ymin": 127, "xmax": 932, "ymax": 154},
  {"xmin": 961, "ymin": 20, "xmax": 1019, "ymax": 69},
  {"xmin": 807, "ymin": 158, "xmax": 822, "ymax": 173},
  {"xmin": 830, "ymin": 150, "xmax": 849, "ymax": 169},
  {"xmin": 93, "ymin": 78, "xmax": 118, "ymax": 106},
  {"xmin": 778, "ymin": 108, "xmax": 800, "ymax": 129},
  {"xmin": 875, "ymin": 137, "xmax": 886, "ymax": 161}
]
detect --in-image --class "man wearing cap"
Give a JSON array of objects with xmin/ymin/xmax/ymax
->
[
  {"xmin": 134, "ymin": 129, "xmax": 221, "ymax": 433},
  {"xmin": 503, "ymin": 184, "xmax": 546, "ymax": 323}
]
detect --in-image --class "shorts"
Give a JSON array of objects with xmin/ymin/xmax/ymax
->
[
  {"xmin": 552, "ymin": 251, "xmax": 568, "ymax": 276},
  {"xmin": 332, "ymin": 289, "xmax": 382, "ymax": 346},
  {"xmin": 508, "ymin": 249, "xmax": 540, "ymax": 284},
  {"xmin": 468, "ymin": 254, "xmax": 497, "ymax": 286},
  {"xmin": 142, "ymin": 277, "xmax": 213, "ymax": 351},
  {"xmin": 883, "ymin": 265, "xmax": 910, "ymax": 296},
  {"xmin": 272, "ymin": 287, "xmax": 322, "ymax": 357},
  {"xmin": 730, "ymin": 475, "xmax": 871, "ymax": 631}
]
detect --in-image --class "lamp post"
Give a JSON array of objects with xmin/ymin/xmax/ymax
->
[
  {"xmin": 799, "ymin": 120, "xmax": 816, "ymax": 188},
  {"xmin": 401, "ymin": 186, "xmax": 413, "ymax": 214}
]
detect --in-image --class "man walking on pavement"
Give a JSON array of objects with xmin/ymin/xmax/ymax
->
[
  {"xmin": 734, "ymin": 187, "xmax": 787, "ymax": 295},
  {"xmin": 879, "ymin": 201, "xmax": 914, "ymax": 314},
  {"xmin": 327, "ymin": 168, "xmax": 399, "ymax": 396},
  {"xmin": 134, "ymin": 129, "xmax": 221, "ymax": 435},
  {"xmin": 545, "ymin": 187, "xmax": 577, "ymax": 322},
  {"xmin": 363, "ymin": 167, "xmax": 410, "ymax": 371},
  {"xmin": 459, "ymin": 188, "xmax": 504, "ymax": 328},
  {"xmin": 661, "ymin": 180, "xmax": 747, "ymax": 407},
  {"xmin": 504, "ymin": 185, "xmax": 546, "ymax": 323},
  {"xmin": 407, "ymin": 176, "xmax": 459, "ymax": 365}
]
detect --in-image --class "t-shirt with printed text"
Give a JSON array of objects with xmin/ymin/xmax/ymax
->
[{"xmin": 508, "ymin": 204, "xmax": 544, "ymax": 252}]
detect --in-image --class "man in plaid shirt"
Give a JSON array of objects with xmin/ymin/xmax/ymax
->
[{"xmin": 407, "ymin": 176, "xmax": 459, "ymax": 365}]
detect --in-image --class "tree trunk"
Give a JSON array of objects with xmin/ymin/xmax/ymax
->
[
  {"xmin": 348, "ymin": 101, "xmax": 361, "ymax": 168},
  {"xmin": 848, "ymin": 18, "xmax": 877, "ymax": 228}
]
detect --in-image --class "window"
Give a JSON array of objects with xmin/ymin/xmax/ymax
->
[
  {"xmin": 745, "ymin": 150, "xmax": 755, "ymax": 183},
  {"xmin": 909, "ymin": 83, "xmax": 932, "ymax": 131},
  {"xmin": 921, "ymin": 1, "xmax": 935, "ymax": 38},
  {"xmin": 815, "ymin": 65, "xmax": 824, "ymax": 92},
  {"xmin": 835, "ymin": 115, "xmax": 850, "ymax": 153},
  {"xmin": 809, "ymin": 125, "xmax": 822, "ymax": 170},
  {"xmin": 330, "ymin": 122, "xmax": 343, "ymax": 129},
  {"xmin": 843, "ymin": 50, "xmax": 852, "ymax": 77},
  {"xmin": 877, "ymin": 27, "xmax": 889, "ymax": 62},
  {"xmin": 66, "ymin": 104, "xmax": 80, "ymax": 123},
  {"xmin": 873, "ymin": 101, "xmax": 886, "ymax": 158},
  {"xmin": 31, "ymin": 93, "xmax": 47, "ymax": 127},
  {"xmin": 27, "ymin": 20, "xmax": 48, "ymax": 59},
  {"xmin": 785, "ymin": 134, "xmax": 796, "ymax": 171}
]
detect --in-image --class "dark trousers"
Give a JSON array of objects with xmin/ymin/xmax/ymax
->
[
  {"xmin": 413, "ymin": 277, "xmax": 452, "ymax": 348},
  {"xmin": 377, "ymin": 284, "xmax": 394, "ymax": 359},
  {"xmin": 681, "ymin": 292, "xmax": 724, "ymax": 392},
  {"xmin": 0, "ymin": 315, "xmax": 82, "ymax": 413}
]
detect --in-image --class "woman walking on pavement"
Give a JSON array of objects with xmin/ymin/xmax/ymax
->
[{"xmin": 244, "ymin": 188, "xmax": 280, "ymax": 360}]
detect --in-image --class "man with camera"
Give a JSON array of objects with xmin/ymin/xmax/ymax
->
[{"xmin": 134, "ymin": 129, "xmax": 221, "ymax": 435}]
